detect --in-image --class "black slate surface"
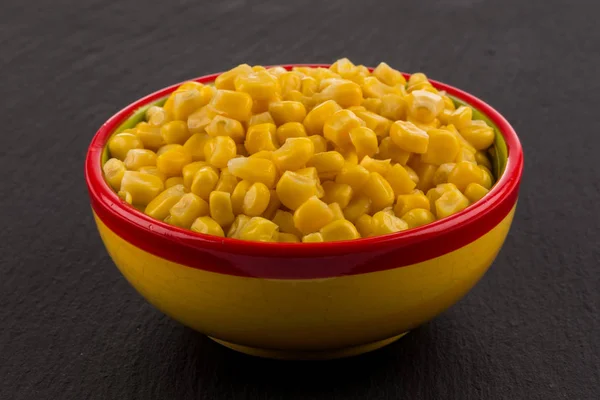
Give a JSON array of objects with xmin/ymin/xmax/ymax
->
[{"xmin": 1, "ymin": 0, "xmax": 599, "ymax": 399}]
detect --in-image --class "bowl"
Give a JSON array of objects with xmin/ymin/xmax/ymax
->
[{"xmin": 85, "ymin": 64, "xmax": 523, "ymax": 360}]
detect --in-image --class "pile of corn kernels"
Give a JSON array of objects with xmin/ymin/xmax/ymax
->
[{"xmin": 102, "ymin": 58, "xmax": 496, "ymax": 242}]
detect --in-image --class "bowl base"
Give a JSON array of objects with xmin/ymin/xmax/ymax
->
[{"xmin": 209, "ymin": 332, "xmax": 408, "ymax": 360}]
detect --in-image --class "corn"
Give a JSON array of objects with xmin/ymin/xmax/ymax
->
[
  {"xmin": 144, "ymin": 184, "xmax": 186, "ymax": 220},
  {"xmin": 214, "ymin": 64, "xmax": 253, "ymax": 90},
  {"xmin": 306, "ymin": 151, "xmax": 345, "ymax": 178},
  {"xmin": 276, "ymin": 232, "xmax": 299, "ymax": 243},
  {"xmin": 170, "ymin": 89, "xmax": 211, "ymax": 121},
  {"xmin": 413, "ymin": 162, "xmax": 437, "ymax": 192},
  {"xmin": 203, "ymin": 115, "xmax": 245, "ymax": 144},
  {"xmin": 406, "ymin": 73, "xmax": 433, "ymax": 93},
  {"xmin": 118, "ymin": 190, "xmax": 132, "ymax": 204},
  {"xmin": 360, "ymin": 156, "xmax": 391, "ymax": 176},
  {"xmin": 260, "ymin": 190, "xmax": 281, "ymax": 220},
  {"xmin": 448, "ymin": 161, "xmax": 485, "ymax": 191},
  {"xmin": 209, "ymin": 191, "xmax": 235, "ymax": 228},
  {"xmin": 203, "ymin": 136, "xmax": 237, "ymax": 169},
  {"xmin": 479, "ymin": 166, "xmax": 494, "ymax": 189},
  {"xmin": 389, "ymin": 120, "xmax": 429, "ymax": 154},
  {"xmin": 376, "ymin": 137, "xmax": 410, "ymax": 165},
  {"xmin": 245, "ymin": 123, "xmax": 278, "ymax": 155},
  {"xmin": 271, "ymin": 210, "xmax": 301, "ymax": 237},
  {"xmin": 134, "ymin": 122, "xmax": 165, "ymax": 150},
  {"xmin": 299, "ymin": 77, "xmax": 318, "ymax": 97},
  {"xmin": 362, "ymin": 76, "xmax": 401, "ymax": 98},
  {"xmin": 464, "ymin": 182, "xmax": 490, "ymax": 203},
  {"xmin": 353, "ymin": 110, "xmax": 391, "ymax": 137},
  {"xmin": 404, "ymin": 165, "xmax": 419, "ymax": 184},
  {"xmin": 138, "ymin": 166, "xmax": 166, "ymax": 183},
  {"xmin": 165, "ymin": 192, "xmax": 208, "ymax": 228},
  {"xmin": 335, "ymin": 164, "xmax": 370, "ymax": 191},
  {"xmin": 225, "ymin": 214, "xmax": 251, "ymax": 238},
  {"xmin": 248, "ymin": 111, "xmax": 275, "ymax": 128},
  {"xmin": 146, "ymin": 105, "xmax": 170, "ymax": 127},
  {"xmin": 302, "ymin": 232, "xmax": 324, "ymax": 243},
  {"xmin": 156, "ymin": 147, "xmax": 192, "ymax": 177},
  {"xmin": 210, "ymin": 90, "xmax": 253, "ymax": 122},
  {"xmin": 235, "ymin": 70, "xmax": 280, "ymax": 100},
  {"xmin": 227, "ymin": 157, "xmax": 277, "ymax": 188},
  {"xmin": 402, "ymin": 208, "xmax": 436, "ymax": 229},
  {"xmin": 475, "ymin": 151, "xmax": 492, "ymax": 170},
  {"xmin": 341, "ymin": 149, "xmax": 358, "ymax": 165},
  {"xmin": 186, "ymin": 105, "xmax": 219, "ymax": 134},
  {"xmin": 156, "ymin": 144, "xmax": 183, "ymax": 157},
  {"xmin": 449, "ymin": 106, "xmax": 472, "ymax": 130},
  {"xmin": 242, "ymin": 182, "xmax": 271, "ymax": 216},
  {"xmin": 274, "ymin": 123, "xmax": 307, "ymax": 147},
  {"xmin": 406, "ymin": 90, "xmax": 444, "ymax": 123},
  {"xmin": 371, "ymin": 210, "xmax": 408, "ymax": 235},
  {"xmin": 354, "ymin": 214, "xmax": 374, "ymax": 237},
  {"xmin": 385, "ymin": 164, "xmax": 416, "ymax": 196},
  {"xmin": 238, "ymin": 217, "xmax": 279, "ymax": 242},
  {"xmin": 190, "ymin": 166, "xmax": 220, "ymax": 200},
  {"xmin": 292, "ymin": 196, "xmax": 334, "ymax": 235},
  {"xmin": 159, "ymin": 120, "xmax": 191, "ymax": 145},
  {"xmin": 426, "ymin": 183, "xmax": 458, "ymax": 209},
  {"xmin": 421, "ymin": 128, "xmax": 461, "ymax": 165},
  {"xmin": 272, "ymin": 137, "xmax": 315, "ymax": 172},
  {"xmin": 231, "ymin": 180, "xmax": 253, "ymax": 215},
  {"xmin": 249, "ymin": 150, "xmax": 273, "ymax": 160},
  {"xmin": 342, "ymin": 193, "xmax": 371, "ymax": 222},
  {"xmin": 123, "ymin": 149, "xmax": 157, "ymax": 170},
  {"xmin": 432, "ymin": 163, "xmax": 456, "ymax": 186},
  {"xmin": 435, "ymin": 188, "xmax": 470, "ymax": 218},
  {"xmin": 327, "ymin": 202, "xmax": 345, "ymax": 221},
  {"xmin": 306, "ymin": 135, "xmax": 327, "ymax": 154},
  {"xmin": 108, "ymin": 132, "xmax": 144, "ymax": 160},
  {"xmin": 182, "ymin": 161, "xmax": 212, "ymax": 189},
  {"xmin": 323, "ymin": 110, "xmax": 365, "ymax": 150},
  {"xmin": 329, "ymin": 58, "xmax": 355, "ymax": 75},
  {"xmin": 313, "ymin": 80, "xmax": 363, "ymax": 108},
  {"xmin": 394, "ymin": 192, "xmax": 430, "ymax": 217},
  {"xmin": 320, "ymin": 219, "xmax": 361, "ymax": 241},
  {"xmin": 214, "ymin": 170, "xmax": 238, "ymax": 194},
  {"xmin": 373, "ymin": 62, "xmax": 406, "ymax": 86},
  {"xmin": 362, "ymin": 98, "xmax": 383, "ymax": 114},
  {"xmin": 361, "ymin": 172, "xmax": 394, "ymax": 212},
  {"xmin": 276, "ymin": 171, "xmax": 319, "ymax": 210},
  {"xmin": 120, "ymin": 171, "xmax": 164, "ymax": 206},
  {"xmin": 378, "ymin": 94, "xmax": 407, "ymax": 121},
  {"xmin": 295, "ymin": 166, "xmax": 319, "ymax": 181},
  {"xmin": 190, "ymin": 216, "xmax": 225, "ymax": 237},
  {"xmin": 346, "ymin": 126, "xmax": 376, "ymax": 160},
  {"xmin": 183, "ymin": 133, "xmax": 210, "ymax": 161},
  {"xmin": 268, "ymin": 101, "xmax": 307, "ymax": 125},
  {"xmin": 303, "ymin": 100, "xmax": 342, "ymax": 135},
  {"xmin": 455, "ymin": 147, "xmax": 477, "ymax": 164},
  {"xmin": 103, "ymin": 158, "xmax": 126, "ymax": 190},
  {"xmin": 320, "ymin": 181, "xmax": 354, "ymax": 209},
  {"xmin": 460, "ymin": 120, "xmax": 495, "ymax": 150},
  {"xmin": 347, "ymin": 106, "xmax": 366, "ymax": 113},
  {"xmin": 279, "ymin": 71, "xmax": 302, "ymax": 95},
  {"xmin": 165, "ymin": 177, "xmax": 184, "ymax": 188}
]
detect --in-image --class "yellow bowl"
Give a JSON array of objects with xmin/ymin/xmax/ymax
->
[{"xmin": 85, "ymin": 65, "xmax": 523, "ymax": 360}]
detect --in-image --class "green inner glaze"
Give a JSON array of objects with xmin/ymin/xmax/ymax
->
[{"xmin": 101, "ymin": 95, "xmax": 509, "ymax": 181}]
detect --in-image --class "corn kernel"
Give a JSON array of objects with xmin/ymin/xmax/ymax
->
[
  {"xmin": 275, "ymin": 232, "xmax": 298, "ymax": 243},
  {"xmin": 210, "ymin": 90, "xmax": 253, "ymax": 122},
  {"xmin": 373, "ymin": 62, "xmax": 406, "ymax": 86},
  {"xmin": 348, "ymin": 126, "xmax": 378, "ymax": 160},
  {"xmin": 171, "ymin": 89, "xmax": 211, "ymax": 121},
  {"xmin": 238, "ymin": 217, "xmax": 279, "ymax": 242},
  {"xmin": 242, "ymin": 182, "xmax": 271, "ymax": 216},
  {"xmin": 464, "ymin": 183, "xmax": 490, "ymax": 203},
  {"xmin": 204, "ymin": 115, "xmax": 245, "ymax": 144},
  {"xmin": 108, "ymin": 132, "xmax": 144, "ymax": 160},
  {"xmin": 276, "ymin": 171, "xmax": 319, "ymax": 210},
  {"xmin": 248, "ymin": 111, "xmax": 275, "ymax": 128},
  {"xmin": 449, "ymin": 106, "xmax": 472, "ymax": 130},
  {"xmin": 209, "ymin": 191, "xmax": 235, "ymax": 228},
  {"xmin": 156, "ymin": 147, "xmax": 192, "ymax": 177},
  {"xmin": 328, "ymin": 202, "xmax": 345, "ymax": 220},
  {"xmin": 183, "ymin": 133, "xmax": 210, "ymax": 161},
  {"xmin": 407, "ymin": 90, "xmax": 444, "ymax": 123},
  {"xmin": 234, "ymin": 70, "xmax": 280, "ymax": 100},
  {"xmin": 146, "ymin": 105, "xmax": 170, "ymax": 127},
  {"xmin": 442, "ymin": 95, "xmax": 456, "ymax": 111},
  {"xmin": 435, "ymin": 188, "xmax": 470, "ymax": 218},
  {"xmin": 103, "ymin": 158, "xmax": 126, "ymax": 190},
  {"xmin": 159, "ymin": 120, "xmax": 191, "ymax": 145},
  {"xmin": 190, "ymin": 166, "xmax": 219, "ymax": 200},
  {"xmin": 260, "ymin": 190, "xmax": 280, "ymax": 220},
  {"xmin": 377, "ymin": 94, "xmax": 407, "ymax": 122},
  {"xmin": 226, "ymin": 214, "xmax": 251, "ymax": 238},
  {"xmin": 230, "ymin": 180, "xmax": 253, "ymax": 215},
  {"xmin": 362, "ymin": 172, "xmax": 395, "ymax": 212},
  {"xmin": 268, "ymin": 101, "xmax": 307, "ymax": 125},
  {"xmin": 460, "ymin": 120, "xmax": 495, "ymax": 150},
  {"xmin": 335, "ymin": 164, "xmax": 370, "ymax": 191},
  {"xmin": 402, "ymin": 208, "xmax": 435, "ymax": 229},
  {"xmin": 307, "ymin": 135, "xmax": 328, "ymax": 154},
  {"xmin": 342, "ymin": 194, "xmax": 371, "ymax": 222},
  {"xmin": 426, "ymin": 183, "xmax": 458, "ymax": 208},
  {"xmin": 227, "ymin": 157, "xmax": 277, "ymax": 188},
  {"xmin": 475, "ymin": 151, "xmax": 492, "ymax": 170},
  {"xmin": 448, "ymin": 161, "xmax": 485, "ymax": 191},
  {"xmin": 120, "ymin": 171, "xmax": 164, "ymax": 206},
  {"xmin": 274, "ymin": 122, "xmax": 307, "ymax": 146},
  {"xmin": 166, "ymin": 192, "xmax": 208, "ymax": 228},
  {"xmin": 413, "ymin": 162, "xmax": 437, "ymax": 192},
  {"xmin": 371, "ymin": 210, "xmax": 408, "ymax": 235},
  {"xmin": 156, "ymin": 144, "xmax": 184, "ymax": 157},
  {"xmin": 479, "ymin": 166, "xmax": 494, "ymax": 189},
  {"xmin": 320, "ymin": 219, "xmax": 361, "ymax": 241},
  {"xmin": 362, "ymin": 76, "xmax": 401, "ymax": 98},
  {"xmin": 190, "ymin": 216, "xmax": 225, "ymax": 237},
  {"xmin": 353, "ymin": 110, "xmax": 391, "ymax": 137},
  {"xmin": 303, "ymin": 100, "xmax": 342, "ymax": 135},
  {"xmin": 360, "ymin": 156, "xmax": 391, "ymax": 176},
  {"xmin": 123, "ymin": 149, "xmax": 157, "ymax": 170},
  {"xmin": 298, "ymin": 77, "xmax": 317, "ymax": 97},
  {"xmin": 394, "ymin": 192, "xmax": 430, "ymax": 217},
  {"xmin": 182, "ymin": 161, "xmax": 212, "ymax": 188},
  {"xmin": 245, "ymin": 123, "xmax": 278, "ymax": 155},
  {"xmin": 340, "ymin": 149, "xmax": 357, "ymax": 165},
  {"xmin": 186, "ymin": 105, "xmax": 220, "ymax": 134},
  {"xmin": 118, "ymin": 190, "xmax": 132, "ymax": 204},
  {"xmin": 271, "ymin": 210, "xmax": 301, "ymax": 237},
  {"xmin": 406, "ymin": 73, "xmax": 433, "ymax": 92},
  {"xmin": 376, "ymin": 137, "xmax": 410, "ymax": 165},
  {"xmin": 134, "ymin": 122, "xmax": 165, "ymax": 150},
  {"xmin": 144, "ymin": 184, "xmax": 186, "ymax": 220},
  {"xmin": 306, "ymin": 151, "xmax": 345, "ymax": 178},
  {"xmin": 323, "ymin": 110, "xmax": 365, "ymax": 150},
  {"xmin": 272, "ymin": 137, "xmax": 315, "ymax": 172},
  {"xmin": 293, "ymin": 196, "xmax": 334, "ymax": 235},
  {"xmin": 385, "ymin": 164, "xmax": 416, "ymax": 196},
  {"xmin": 279, "ymin": 71, "xmax": 302, "ymax": 95},
  {"xmin": 404, "ymin": 165, "xmax": 419, "ymax": 184},
  {"xmin": 249, "ymin": 150, "xmax": 273, "ymax": 160},
  {"xmin": 314, "ymin": 80, "xmax": 363, "ymax": 108},
  {"xmin": 362, "ymin": 98, "xmax": 383, "ymax": 114},
  {"xmin": 165, "ymin": 176, "xmax": 184, "ymax": 188},
  {"xmin": 390, "ymin": 120, "xmax": 429, "ymax": 154},
  {"xmin": 421, "ymin": 128, "xmax": 461, "ymax": 165},
  {"xmin": 302, "ymin": 232, "xmax": 324, "ymax": 243},
  {"xmin": 321, "ymin": 181, "xmax": 354, "ymax": 209},
  {"xmin": 354, "ymin": 214, "xmax": 374, "ymax": 237},
  {"xmin": 295, "ymin": 166, "xmax": 319, "ymax": 181},
  {"xmin": 214, "ymin": 171, "xmax": 238, "ymax": 194},
  {"xmin": 455, "ymin": 147, "xmax": 477, "ymax": 164},
  {"xmin": 432, "ymin": 163, "xmax": 456, "ymax": 186},
  {"xmin": 204, "ymin": 136, "xmax": 237, "ymax": 169},
  {"xmin": 138, "ymin": 166, "xmax": 166, "ymax": 182},
  {"xmin": 215, "ymin": 64, "xmax": 253, "ymax": 90}
]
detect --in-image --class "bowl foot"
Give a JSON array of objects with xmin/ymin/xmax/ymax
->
[{"xmin": 208, "ymin": 332, "xmax": 408, "ymax": 360}]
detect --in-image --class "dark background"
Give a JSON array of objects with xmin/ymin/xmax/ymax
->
[{"xmin": 1, "ymin": 0, "xmax": 599, "ymax": 399}]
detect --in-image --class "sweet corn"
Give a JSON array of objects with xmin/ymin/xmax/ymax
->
[
  {"xmin": 306, "ymin": 151, "xmax": 345, "ymax": 178},
  {"xmin": 406, "ymin": 73, "xmax": 433, "ymax": 92},
  {"xmin": 108, "ymin": 132, "xmax": 144, "ymax": 160},
  {"xmin": 144, "ymin": 184, "xmax": 186, "ymax": 220},
  {"xmin": 268, "ymin": 101, "xmax": 307, "ymax": 125},
  {"xmin": 245, "ymin": 123, "xmax": 278, "ymax": 154},
  {"xmin": 353, "ymin": 110, "xmax": 391, "ymax": 137},
  {"xmin": 234, "ymin": 70, "xmax": 280, "ymax": 102},
  {"xmin": 301, "ymin": 76, "xmax": 319, "ymax": 96},
  {"xmin": 242, "ymin": 182, "xmax": 271, "ymax": 216},
  {"xmin": 371, "ymin": 210, "xmax": 408, "ymax": 235},
  {"xmin": 226, "ymin": 214, "xmax": 251, "ymax": 238},
  {"xmin": 275, "ymin": 122, "xmax": 307, "ymax": 146},
  {"xmin": 376, "ymin": 137, "xmax": 411, "ymax": 165},
  {"xmin": 449, "ymin": 106, "xmax": 472, "ymax": 130},
  {"xmin": 190, "ymin": 166, "xmax": 220, "ymax": 200},
  {"xmin": 313, "ymin": 80, "xmax": 363, "ymax": 108},
  {"xmin": 182, "ymin": 161, "xmax": 212, "ymax": 188},
  {"xmin": 390, "ymin": 120, "xmax": 429, "ymax": 154},
  {"xmin": 138, "ymin": 166, "xmax": 166, "ymax": 182},
  {"xmin": 123, "ymin": 149, "xmax": 157, "ymax": 171},
  {"xmin": 394, "ymin": 192, "xmax": 430, "ymax": 217},
  {"xmin": 248, "ymin": 111, "xmax": 275, "ymax": 128},
  {"xmin": 404, "ymin": 165, "xmax": 419, "ymax": 184},
  {"xmin": 303, "ymin": 100, "xmax": 342, "ymax": 135},
  {"xmin": 464, "ymin": 183, "xmax": 490, "ymax": 203},
  {"xmin": 103, "ymin": 158, "xmax": 126, "ymax": 190},
  {"xmin": 402, "ymin": 208, "xmax": 435, "ymax": 229},
  {"xmin": 479, "ymin": 166, "xmax": 493, "ymax": 189},
  {"xmin": 238, "ymin": 217, "xmax": 279, "ymax": 242},
  {"xmin": 360, "ymin": 156, "xmax": 391, "ymax": 176},
  {"xmin": 302, "ymin": 232, "xmax": 324, "ymax": 243},
  {"xmin": 271, "ymin": 137, "xmax": 315, "ymax": 172},
  {"xmin": 323, "ymin": 110, "xmax": 365, "ymax": 150},
  {"xmin": 146, "ymin": 105, "xmax": 170, "ymax": 127},
  {"xmin": 413, "ymin": 162, "xmax": 437, "ymax": 192},
  {"xmin": 421, "ymin": 128, "xmax": 460, "ymax": 165},
  {"xmin": 160, "ymin": 120, "xmax": 191, "ymax": 145},
  {"xmin": 227, "ymin": 157, "xmax": 277, "ymax": 188},
  {"xmin": 276, "ymin": 232, "xmax": 299, "ymax": 242},
  {"xmin": 426, "ymin": 183, "xmax": 458, "ymax": 208},
  {"xmin": 134, "ymin": 122, "xmax": 165, "ymax": 150},
  {"xmin": 293, "ymin": 196, "xmax": 334, "ymax": 235},
  {"xmin": 118, "ymin": 190, "xmax": 132, "ymax": 204},
  {"xmin": 306, "ymin": 135, "xmax": 327, "ymax": 154},
  {"xmin": 215, "ymin": 64, "xmax": 253, "ymax": 90},
  {"xmin": 448, "ymin": 161, "xmax": 485, "ymax": 191},
  {"xmin": 183, "ymin": 133, "xmax": 210, "ymax": 161},
  {"xmin": 475, "ymin": 151, "xmax": 492, "ymax": 170},
  {"xmin": 435, "ymin": 188, "xmax": 470, "ymax": 218},
  {"xmin": 156, "ymin": 147, "xmax": 192, "ymax": 177},
  {"xmin": 341, "ymin": 149, "xmax": 358, "ymax": 165},
  {"xmin": 156, "ymin": 144, "xmax": 184, "ymax": 157},
  {"xmin": 186, "ymin": 105, "xmax": 219, "ymax": 134},
  {"xmin": 165, "ymin": 177, "xmax": 184, "ymax": 188},
  {"xmin": 204, "ymin": 115, "xmax": 245, "ymax": 144},
  {"xmin": 379, "ymin": 94, "xmax": 407, "ymax": 121},
  {"xmin": 249, "ymin": 150, "xmax": 273, "ymax": 160},
  {"xmin": 231, "ymin": 180, "xmax": 253, "ymax": 215},
  {"xmin": 347, "ymin": 105, "xmax": 366, "ymax": 113},
  {"xmin": 363, "ymin": 172, "xmax": 395, "ymax": 212},
  {"xmin": 120, "ymin": 171, "xmax": 164, "ymax": 206},
  {"xmin": 407, "ymin": 90, "xmax": 444, "ymax": 123},
  {"xmin": 171, "ymin": 89, "xmax": 211, "ymax": 121},
  {"xmin": 335, "ymin": 164, "xmax": 370, "ymax": 191},
  {"xmin": 271, "ymin": 210, "xmax": 302, "ymax": 237},
  {"xmin": 204, "ymin": 136, "xmax": 237, "ymax": 169},
  {"xmin": 385, "ymin": 164, "xmax": 416, "ymax": 196},
  {"xmin": 328, "ymin": 202, "xmax": 345, "ymax": 221},
  {"xmin": 362, "ymin": 98, "xmax": 383, "ymax": 114},
  {"xmin": 279, "ymin": 71, "xmax": 302, "ymax": 95},
  {"xmin": 455, "ymin": 147, "xmax": 477, "ymax": 164},
  {"xmin": 166, "ymin": 192, "xmax": 208, "ymax": 228},
  {"xmin": 295, "ymin": 167, "xmax": 319, "ymax": 181},
  {"xmin": 210, "ymin": 90, "xmax": 253, "ymax": 122},
  {"xmin": 460, "ymin": 120, "xmax": 495, "ymax": 150},
  {"xmin": 321, "ymin": 181, "xmax": 353, "ymax": 209},
  {"xmin": 276, "ymin": 171, "xmax": 319, "ymax": 210},
  {"xmin": 209, "ymin": 191, "xmax": 235, "ymax": 228},
  {"xmin": 354, "ymin": 214, "xmax": 374, "ymax": 237},
  {"xmin": 320, "ymin": 219, "xmax": 361, "ymax": 241},
  {"xmin": 432, "ymin": 163, "xmax": 456, "ymax": 186},
  {"xmin": 362, "ymin": 76, "xmax": 401, "ymax": 98},
  {"xmin": 214, "ymin": 171, "xmax": 238, "ymax": 194},
  {"xmin": 190, "ymin": 216, "xmax": 225, "ymax": 237},
  {"xmin": 348, "ymin": 126, "xmax": 378, "ymax": 160},
  {"xmin": 261, "ymin": 190, "xmax": 281, "ymax": 220},
  {"xmin": 372, "ymin": 62, "xmax": 406, "ymax": 86}
]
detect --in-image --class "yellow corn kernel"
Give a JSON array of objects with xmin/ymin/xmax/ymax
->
[
  {"xmin": 329, "ymin": 58, "xmax": 355, "ymax": 74},
  {"xmin": 372, "ymin": 62, "xmax": 406, "ymax": 86},
  {"xmin": 295, "ymin": 166, "xmax": 319, "ymax": 181},
  {"xmin": 245, "ymin": 123, "xmax": 278, "ymax": 155},
  {"xmin": 144, "ymin": 184, "xmax": 186, "ymax": 220},
  {"xmin": 279, "ymin": 71, "xmax": 302, "ymax": 95},
  {"xmin": 321, "ymin": 181, "xmax": 353, "ymax": 209},
  {"xmin": 210, "ymin": 90, "xmax": 253, "ymax": 122},
  {"xmin": 277, "ymin": 232, "xmax": 300, "ymax": 242},
  {"xmin": 242, "ymin": 182, "xmax": 271, "ymax": 216},
  {"xmin": 177, "ymin": 81, "xmax": 204, "ymax": 92},
  {"xmin": 347, "ymin": 106, "xmax": 366, "ymax": 113},
  {"xmin": 404, "ymin": 165, "xmax": 419, "ymax": 184},
  {"xmin": 449, "ymin": 106, "xmax": 473, "ymax": 130},
  {"xmin": 385, "ymin": 164, "xmax": 416, "ymax": 196},
  {"xmin": 432, "ymin": 163, "xmax": 456, "ymax": 186},
  {"xmin": 293, "ymin": 196, "xmax": 334, "ymax": 235},
  {"xmin": 120, "ymin": 171, "xmax": 164, "ymax": 206},
  {"xmin": 378, "ymin": 94, "xmax": 407, "ymax": 121},
  {"xmin": 183, "ymin": 133, "xmax": 210, "ymax": 161},
  {"xmin": 341, "ymin": 149, "xmax": 358, "ymax": 165},
  {"xmin": 394, "ymin": 192, "xmax": 431, "ymax": 217},
  {"xmin": 160, "ymin": 120, "xmax": 191, "ymax": 145},
  {"xmin": 156, "ymin": 147, "xmax": 192, "ymax": 177},
  {"xmin": 103, "ymin": 158, "xmax": 126, "ymax": 190},
  {"xmin": 306, "ymin": 135, "xmax": 327, "ymax": 154},
  {"xmin": 407, "ymin": 115, "xmax": 441, "ymax": 133},
  {"xmin": 441, "ymin": 95, "xmax": 456, "ymax": 111},
  {"xmin": 187, "ymin": 105, "xmax": 220, "ymax": 134},
  {"xmin": 362, "ymin": 76, "xmax": 401, "ymax": 98},
  {"xmin": 165, "ymin": 176, "xmax": 184, "ymax": 189},
  {"xmin": 406, "ymin": 90, "xmax": 444, "ymax": 123},
  {"xmin": 300, "ymin": 76, "xmax": 319, "ymax": 97},
  {"xmin": 464, "ymin": 183, "xmax": 490, "ymax": 203},
  {"xmin": 362, "ymin": 172, "xmax": 395, "ymax": 212},
  {"xmin": 455, "ymin": 147, "xmax": 477, "ymax": 164},
  {"xmin": 118, "ymin": 190, "xmax": 132, "ymax": 204},
  {"xmin": 248, "ymin": 150, "xmax": 272, "ymax": 160},
  {"xmin": 306, "ymin": 151, "xmax": 345, "ymax": 178},
  {"xmin": 171, "ymin": 90, "xmax": 211, "ymax": 121},
  {"xmin": 353, "ymin": 110, "xmax": 391, "ymax": 137},
  {"xmin": 248, "ymin": 111, "xmax": 275, "ymax": 128},
  {"xmin": 276, "ymin": 171, "xmax": 319, "ymax": 210},
  {"xmin": 438, "ymin": 109, "xmax": 452, "ymax": 125},
  {"xmin": 347, "ymin": 126, "xmax": 377, "ymax": 160},
  {"xmin": 182, "ymin": 161, "xmax": 212, "ymax": 188},
  {"xmin": 328, "ymin": 202, "xmax": 345, "ymax": 221},
  {"xmin": 108, "ymin": 132, "xmax": 144, "ymax": 160},
  {"xmin": 320, "ymin": 219, "xmax": 361, "ymax": 241},
  {"xmin": 362, "ymin": 98, "xmax": 383, "ymax": 114},
  {"xmin": 146, "ymin": 105, "xmax": 170, "ymax": 127},
  {"xmin": 360, "ymin": 156, "xmax": 391, "ymax": 176},
  {"xmin": 389, "ymin": 120, "xmax": 429, "ymax": 154},
  {"xmin": 156, "ymin": 144, "xmax": 184, "ymax": 157},
  {"xmin": 282, "ymin": 89, "xmax": 304, "ymax": 102},
  {"xmin": 272, "ymin": 137, "xmax": 315, "ymax": 172},
  {"xmin": 479, "ymin": 166, "xmax": 494, "ymax": 189},
  {"xmin": 354, "ymin": 214, "xmax": 374, "ymax": 237},
  {"xmin": 421, "ymin": 128, "xmax": 461, "ymax": 165},
  {"xmin": 271, "ymin": 210, "xmax": 302, "ymax": 237},
  {"xmin": 204, "ymin": 136, "xmax": 237, "ymax": 169},
  {"xmin": 435, "ymin": 188, "xmax": 470, "ymax": 218},
  {"xmin": 227, "ymin": 214, "xmax": 251, "ymax": 238},
  {"xmin": 238, "ymin": 217, "xmax": 279, "ymax": 242},
  {"xmin": 259, "ymin": 190, "xmax": 279, "ymax": 220},
  {"xmin": 234, "ymin": 70, "xmax": 281, "ymax": 101},
  {"xmin": 371, "ymin": 210, "xmax": 408, "ymax": 235},
  {"xmin": 134, "ymin": 122, "xmax": 165, "ymax": 150},
  {"xmin": 227, "ymin": 157, "xmax": 277, "ymax": 188},
  {"xmin": 205, "ymin": 115, "xmax": 245, "ymax": 144},
  {"xmin": 209, "ymin": 191, "xmax": 235, "ymax": 228},
  {"xmin": 138, "ymin": 166, "xmax": 166, "ymax": 183},
  {"xmin": 426, "ymin": 183, "xmax": 458, "ymax": 208},
  {"xmin": 190, "ymin": 166, "xmax": 219, "ymax": 200},
  {"xmin": 342, "ymin": 194, "xmax": 372, "ymax": 222},
  {"xmin": 448, "ymin": 161, "xmax": 485, "ymax": 191},
  {"xmin": 230, "ymin": 180, "xmax": 253, "ymax": 215},
  {"xmin": 302, "ymin": 232, "xmax": 324, "ymax": 243},
  {"xmin": 414, "ymin": 162, "xmax": 437, "ymax": 192},
  {"xmin": 406, "ymin": 72, "xmax": 433, "ymax": 92},
  {"xmin": 460, "ymin": 120, "xmax": 495, "ymax": 150},
  {"xmin": 323, "ymin": 110, "xmax": 365, "ymax": 150},
  {"xmin": 167, "ymin": 192, "xmax": 209, "ymax": 229},
  {"xmin": 190, "ymin": 216, "xmax": 225, "ymax": 237},
  {"xmin": 475, "ymin": 151, "xmax": 492, "ymax": 170},
  {"xmin": 252, "ymin": 65, "xmax": 267, "ymax": 73},
  {"xmin": 215, "ymin": 171, "xmax": 238, "ymax": 194},
  {"xmin": 268, "ymin": 101, "xmax": 307, "ymax": 125},
  {"xmin": 376, "ymin": 137, "xmax": 410, "ymax": 165},
  {"xmin": 402, "ymin": 208, "xmax": 435, "ymax": 229},
  {"xmin": 313, "ymin": 80, "xmax": 363, "ymax": 108},
  {"xmin": 215, "ymin": 64, "xmax": 253, "ymax": 90},
  {"xmin": 303, "ymin": 100, "xmax": 342, "ymax": 135},
  {"xmin": 123, "ymin": 149, "xmax": 157, "ymax": 170},
  {"xmin": 335, "ymin": 164, "xmax": 370, "ymax": 191},
  {"xmin": 276, "ymin": 122, "xmax": 307, "ymax": 146}
]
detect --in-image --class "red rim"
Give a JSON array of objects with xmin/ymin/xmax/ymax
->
[{"xmin": 85, "ymin": 64, "xmax": 523, "ymax": 276}]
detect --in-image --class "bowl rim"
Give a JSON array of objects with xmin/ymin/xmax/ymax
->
[{"xmin": 85, "ymin": 64, "xmax": 523, "ymax": 262}]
